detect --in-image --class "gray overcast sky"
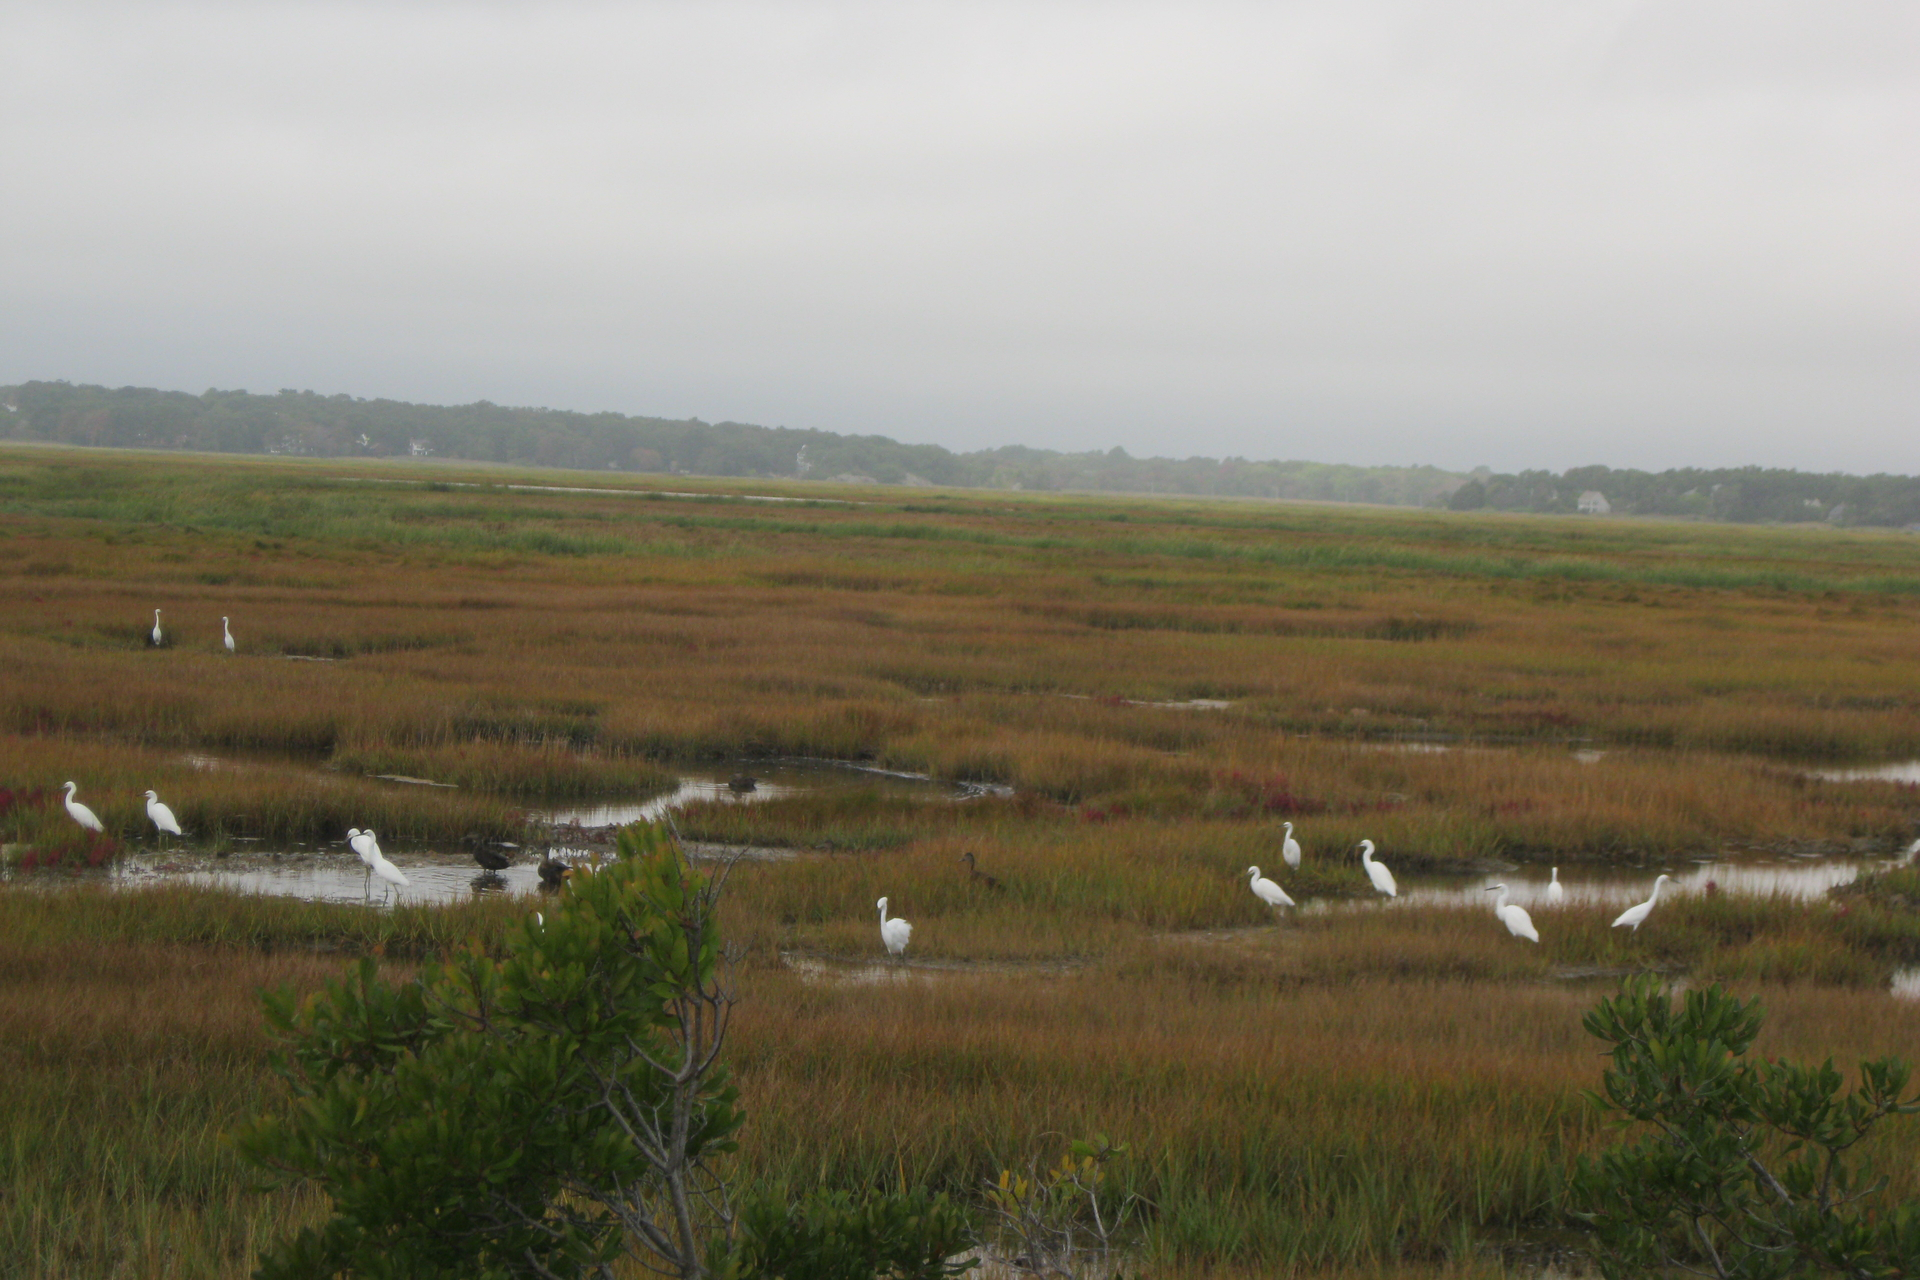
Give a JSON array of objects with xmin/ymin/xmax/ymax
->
[{"xmin": 2, "ymin": 1, "xmax": 1914, "ymax": 474}]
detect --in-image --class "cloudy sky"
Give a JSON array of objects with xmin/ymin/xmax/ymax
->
[{"xmin": 2, "ymin": 1, "xmax": 1913, "ymax": 473}]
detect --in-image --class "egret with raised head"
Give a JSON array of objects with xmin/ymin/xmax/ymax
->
[
  {"xmin": 143, "ymin": 790, "xmax": 182, "ymax": 840},
  {"xmin": 1281, "ymin": 822, "xmax": 1302, "ymax": 871},
  {"xmin": 348, "ymin": 828, "xmax": 377, "ymax": 890},
  {"xmin": 1246, "ymin": 865, "xmax": 1295, "ymax": 915},
  {"xmin": 221, "ymin": 617, "xmax": 235, "ymax": 653},
  {"xmin": 1612, "ymin": 874, "xmax": 1672, "ymax": 932},
  {"xmin": 877, "ymin": 896, "xmax": 912, "ymax": 960},
  {"xmin": 150, "ymin": 609, "xmax": 163, "ymax": 646},
  {"xmin": 62, "ymin": 781, "xmax": 104, "ymax": 833},
  {"xmin": 1486, "ymin": 883, "xmax": 1539, "ymax": 942},
  {"xmin": 1545, "ymin": 867, "xmax": 1566, "ymax": 907},
  {"xmin": 1358, "ymin": 840, "xmax": 1396, "ymax": 897}
]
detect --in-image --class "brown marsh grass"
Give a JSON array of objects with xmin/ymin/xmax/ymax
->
[
  {"xmin": 3, "ymin": 886, "xmax": 1917, "ymax": 1278},
  {"xmin": 4, "ymin": 448, "xmax": 1920, "ymax": 1275},
  {"xmin": 2, "ymin": 449, "xmax": 1918, "ymax": 858}
]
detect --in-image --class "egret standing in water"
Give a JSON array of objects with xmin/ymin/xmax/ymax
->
[
  {"xmin": 877, "ymin": 896, "xmax": 912, "ymax": 960},
  {"xmin": 1486, "ymin": 883, "xmax": 1540, "ymax": 942},
  {"xmin": 1612, "ymin": 874, "xmax": 1672, "ymax": 932},
  {"xmin": 1281, "ymin": 822, "xmax": 1302, "ymax": 871},
  {"xmin": 1358, "ymin": 840, "xmax": 1396, "ymax": 897},
  {"xmin": 143, "ymin": 790, "xmax": 183, "ymax": 843},
  {"xmin": 222, "ymin": 617, "xmax": 235, "ymax": 653},
  {"xmin": 1246, "ymin": 865, "xmax": 1295, "ymax": 916},
  {"xmin": 369, "ymin": 846, "xmax": 410, "ymax": 900},
  {"xmin": 1545, "ymin": 867, "xmax": 1566, "ymax": 907},
  {"xmin": 348, "ymin": 828, "xmax": 377, "ymax": 891},
  {"xmin": 62, "ymin": 781, "xmax": 104, "ymax": 833},
  {"xmin": 150, "ymin": 609, "xmax": 164, "ymax": 646}
]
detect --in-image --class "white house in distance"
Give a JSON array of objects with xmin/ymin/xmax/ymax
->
[{"xmin": 1577, "ymin": 491, "xmax": 1611, "ymax": 515}]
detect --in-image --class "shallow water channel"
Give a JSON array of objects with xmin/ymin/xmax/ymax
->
[
  {"xmin": 20, "ymin": 759, "xmax": 992, "ymax": 908},
  {"xmin": 7, "ymin": 752, "xmax": 1916, "ymax": 997}
]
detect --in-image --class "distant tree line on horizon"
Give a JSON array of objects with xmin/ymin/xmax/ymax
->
[
  {"xmin": 4, "ymin": 380, "xmax": 1916, "ymax": 527},
  {"xmin": 1448, "ymin": 464, "xmax": 1920, "ymax": 528}
]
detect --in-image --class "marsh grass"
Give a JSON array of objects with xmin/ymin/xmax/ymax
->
[
  {"xmin": 4, "ymin": 886, "xmax": 1917, "ymax": 1278},
  {"xmin": 5, "ymin": 448, "xmax": 1920, "ymax": 1275},
  {"xmin": 0, "ymin": 735, "xmax": 522, "ymax": 851},
  {"xmin": 327, "ymin": 739, "xmax": 677, "ymax": 798}
]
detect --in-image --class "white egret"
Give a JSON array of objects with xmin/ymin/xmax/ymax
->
[
  {"xmin": 1246, "ymin": 865, "xmax": 1295, "ymax": 913},
  {"xmin": 1486, "ymin": 883, "xmax": 1540, "ymax": 942},
  {"xmin": 1545, "ymin": 867, "xmax": 1566, "ymax": 907},
  {"xmin": 222, "ymin": 617, "xmax": 235, "ymax": 653},
  {"xmin": 1281, "ymin": 822, "xmax": 1302, "ymax": 871},
  {"xmin": 877, "ymin": 896, "xmax": 912, "ymax": 959},
  {"xmin": 143, "ymin": 789, "xmax": 183, "ymax": 839},
  {"xmin": 369, "ymin": 848, "xmax": 410, "ymax": 893},
  {"xmin": 348, "ymin": 828, "xmax": 378, "ymax": 890},
  {"xmin": 150, "ymin": 609, "xmax": 163, "ymax": 646},
  {"xmin": 1612, "ymin": 874, "xmax": 1672, "ymax": 932},
  {"xmin": 62, "ymin": 781, "xmax": 104, "ymax": 833},
  {"xmin": 1358, "ymin": 840, "xmax": 1396, "ymax": 897}
]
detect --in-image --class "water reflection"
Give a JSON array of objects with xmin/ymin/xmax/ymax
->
[
  {"xmin": 1316, "ymin": 854, "xmax": 1888, "ymax": 912},
  {"xmin": 539, "ymin": 759, "xmax": 990, "ymax": 827},
  {"xmin": 1808, "ymin": 760, "xmax": 1920, "ymax": 785},
  {"xmin": 111, "ymin": 851, "xmax": 557, "ymax": 906}
]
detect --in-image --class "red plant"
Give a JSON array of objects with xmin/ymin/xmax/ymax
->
[
  {"xmin": 0, "ymin": 786, "xmax": 52, "ymax": 819},
  {"xmin": 16, "ymin": 831, "xmax": 123, "ymax": 871},
  {"xmin": 1217, "ymin": 770, "xmax": 1327, "ymax": 817}
]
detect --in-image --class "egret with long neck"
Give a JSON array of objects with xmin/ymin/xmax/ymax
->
[
  {"xmin": 143, "ymin": 790, "xmax": 183, "ymax": 842},
  {"xmin": 1612, "ymin": 874, "xmax": 1672, "ymax": 932},
  {"xmin": 62, "ymin": 781, "xmax": 104, "ymax": 833},
  {"xmin": 877, "ymin": 896, "xmax": 913, "ymax": 960},
  {"xmin": 1246, "ymin": 865, "xmax": 1295, "ymax": 916},
  {"xmin": 1486, "ymin": 883, "xmax": 1539, "ymax": 942},
  {"xmin": 1358, "ymin": 840, "xmax": 1396, "ymax": 897}
]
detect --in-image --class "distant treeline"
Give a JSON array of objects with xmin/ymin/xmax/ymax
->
[
  {"xmin": 3, "ymin": 380, "xmax": 1916, "ymax": 526},
  {"xmin": 1449, "ymin": 465, "xmax": 1920, "ymax": 528},
  {"xmin": 0, "ymin": 381, "xmax": 1460, "ymax": 506}
]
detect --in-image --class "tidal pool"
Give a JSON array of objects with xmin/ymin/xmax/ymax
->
[
  {"xmin": 4, "ymin": 758, "xmax": 1002, "ymax": 907},
  {"xmin": 1807, "ymin": 759, "xmax": 1920, "ymax": 786},
  {"xmin": 538, "ymin": 758, "xmax": 1002, "ymax": 828}
]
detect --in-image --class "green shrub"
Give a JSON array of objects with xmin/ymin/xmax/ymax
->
[
  {"xmin": 1574, "ymin": 975, "xmax": 1920, "ymax": 1278},
  {"xmin": 237, "ymin": 822, "xmax": 743, "ymax": 1279}
]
